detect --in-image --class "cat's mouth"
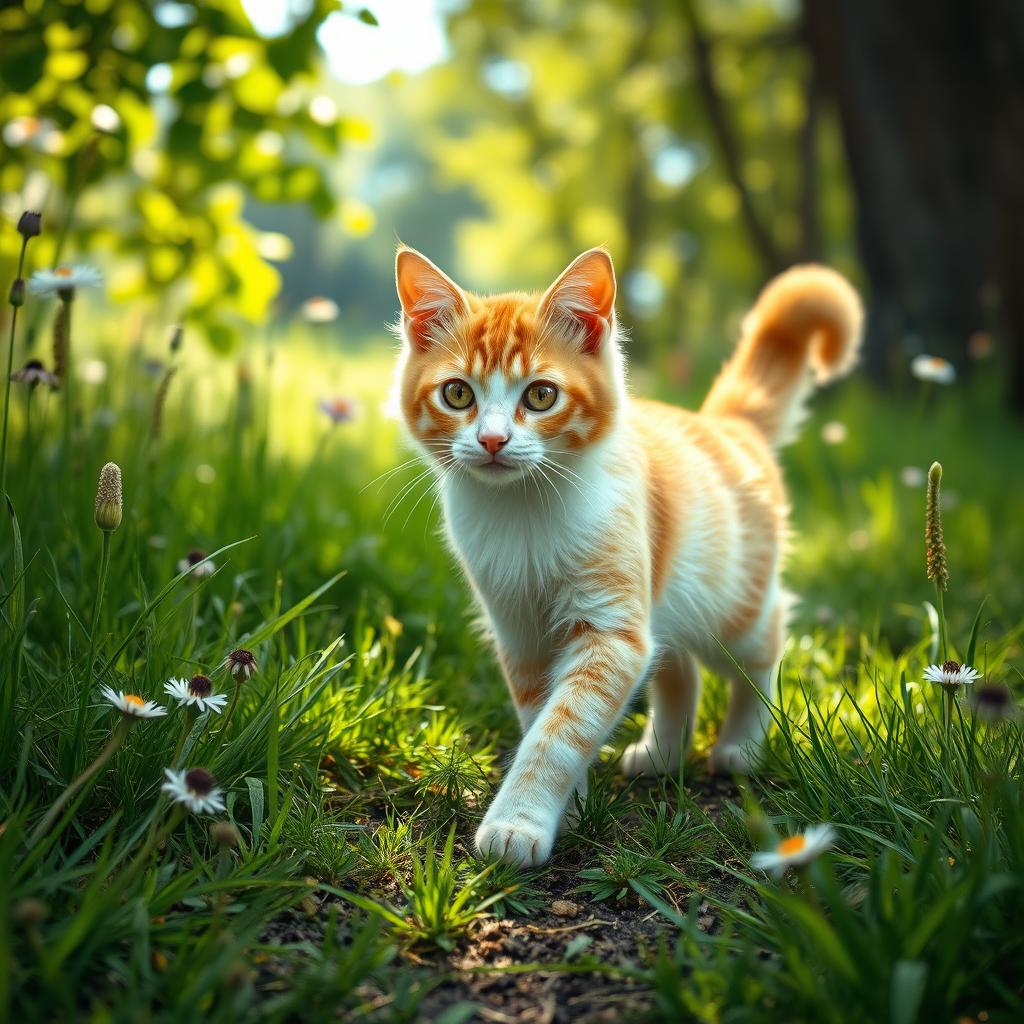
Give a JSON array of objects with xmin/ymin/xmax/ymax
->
[{"xmin": 466, "ymin": 455, "xmax": 525, "ymax": 482}]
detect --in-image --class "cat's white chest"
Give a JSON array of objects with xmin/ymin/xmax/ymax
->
[{"xmin": 440, "ymin": 448, "xmax": 629, "ymax": 640}]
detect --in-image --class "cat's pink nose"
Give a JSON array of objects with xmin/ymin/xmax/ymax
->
[{"xmin": 478, "ymin": 431, "xmax": 508, "ymax": 455}]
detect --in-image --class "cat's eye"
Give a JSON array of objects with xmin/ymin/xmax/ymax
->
[
  {"xmin": 441, "ymin": 379, "xmax": 475, "ymax": 410},
  {"xmin": 523, "ymin": 381, "xmax": 558, "ymax": 412}
]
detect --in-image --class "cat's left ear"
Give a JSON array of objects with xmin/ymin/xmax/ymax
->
[
  {"xmin": 538, "ymin": 248, "xmax": 616, "ymax": 354},
  {"xmin": 395, "ymin": 246, "xmax": 470, "ymax": 351}
]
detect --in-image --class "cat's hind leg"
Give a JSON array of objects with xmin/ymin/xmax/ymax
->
[
  {"xmin": 707, "ymin": 664, "xmax": 775, "ymax": 775},
  {"xmin": 622, "ymin": 650, "xmax": 700, "ymax": 777},
  {"xmin": 709, "ymin": 598, "xmax": 785, "ymax": 775}
]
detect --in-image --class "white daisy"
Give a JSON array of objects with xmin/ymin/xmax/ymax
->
[
  {"xmin": 751, "ymin": 824, "xmax": 835, "ymax": 877},
  {"xmin": 164, "ymin": 674, "xmax": 229, "ymax": 714},
  {"xmin": 100, "ymin": 685, "xmax": 167, "ymax": 719},
  {"xmin": 302, "ymin": 296, "xmax": 339, "ymax": 323},
  {"xmin": 910, "ymin": 354, "xmax": 956, "ymax": 385},
  {"xmin": 820, "ymin": 420, "xmax": 847, "ymax": 445},
  {"xmin": 177, "ymin": 549, "xmax": 216, "ymax": 578},
  {"xmin": 161, "ymin": 767, "xmax": 226, "ymax": 815},
  {"xmin": 28, "ymin": 265, "xmax": 103, "ymax": 296},
  {"xmin": 10, "ymin": 360, "xmax": 59, "ymax": 389},
  {"xmin": 3, "ymin": 116, "xmax": 59, "ymax": 151},
  {"xmin": 923, "ymin": 660, "xmax": 981, "ymax": 692},
  {"xmin": 900, "ymin": 466, "xmax": 926, "ymax": 487}
]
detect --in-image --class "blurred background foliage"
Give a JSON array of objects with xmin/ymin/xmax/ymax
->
[
  {"xmin": 1, "ymin": 0, "xmax": 1022, "ymax": 398},
  {"xmin": 0, "ymin": 0, "xmax": 360, "ymax": 350}
]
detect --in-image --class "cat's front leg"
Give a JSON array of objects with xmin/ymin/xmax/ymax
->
[{"xmin": 476, "ymin": 622, "xmax": 652, "ymax": 866}]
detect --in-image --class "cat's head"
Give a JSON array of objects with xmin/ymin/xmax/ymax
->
[{"xmin": 393, "ymin": 246, "xmax": 625, "ymax": 486}]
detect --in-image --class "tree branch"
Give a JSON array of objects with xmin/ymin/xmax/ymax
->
[
  {"xmin": 798, "ymin": 53, "xmax": 822, "ymax": 260},
  {"xmin": 681, "ymin": 0, "xmax": 785, "ymax": 275}
]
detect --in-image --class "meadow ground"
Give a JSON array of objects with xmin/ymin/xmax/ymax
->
[{"xmin": 2, "ymin": 311, "xmax": 1023, "ymax": 1023}]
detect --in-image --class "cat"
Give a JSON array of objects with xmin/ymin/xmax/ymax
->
[{"xmin": 392, "ymin": 245, "xmax": 862, "ymax": 866}]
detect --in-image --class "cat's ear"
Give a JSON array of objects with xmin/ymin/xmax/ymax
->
[
  {"xmin": 395, "ymin": 246, "xmax": 470, "ymax": 351},
  {"xmin": 538, "ymin": 248, "xmax": 616, "ymax": 354}
]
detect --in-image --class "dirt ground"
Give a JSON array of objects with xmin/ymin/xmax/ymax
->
[{"xmin": 260, "ymin": 773, "xmax": 741, "ymax": 1023}]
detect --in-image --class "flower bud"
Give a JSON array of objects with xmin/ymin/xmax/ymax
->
[
  {"xmin": 94, "ymin": 461, "xmax": 123, "ymax": 532},
  {"xmin": 14, "ymin": 897, "xmax": 48, "ymax": 928},
  {"xmin": 224, "ymin": 648, "xmax": 258, "ymax": 684},
  {"xmin": 211, "ymin": 821, "xmax": 241, "ymax": 849},
  {"xmin": 8, "ymin": 278, "xmax": 25, "ymax": 307},
  {"xmin": 17, "ymin": 210, "xmax": 42, "ymax": 239}
]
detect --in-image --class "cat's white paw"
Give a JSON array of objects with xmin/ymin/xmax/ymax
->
[
  {"xmin": 708, "ymin": 742, "xmax": 759, "ymax": 776},
  {"xmin": 622, "ymin": 739, "xmax": 678, "ymax": 778},
  {"xmin": 475, "ymin": 816, "xmax": 554, "ymax": 866}
]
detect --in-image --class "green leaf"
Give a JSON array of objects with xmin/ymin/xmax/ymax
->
[
  {"xmin": 245, "ymin": 777, "xmax": 265, "ymax": 846},
  {"xmin": 890, "ymin": 959, "xmax": 928, "ymax": 1024},
  {"xmin": 965, "ymin": 596, "xmax": 987, "ymax": 669}
]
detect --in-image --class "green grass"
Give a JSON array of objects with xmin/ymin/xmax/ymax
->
[{"xmin": 1, "ymin": 307, "xmax": 1023, "ymax": 1022}]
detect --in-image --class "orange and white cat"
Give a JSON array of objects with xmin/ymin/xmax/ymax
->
[{"xmin": 393, "ymin": 246, "xmax": 862, "ymax": 865}]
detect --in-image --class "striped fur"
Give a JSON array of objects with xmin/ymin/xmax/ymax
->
[{"xmin": 393, "ymin": 246, "xmax": 862, "ymax": 865}]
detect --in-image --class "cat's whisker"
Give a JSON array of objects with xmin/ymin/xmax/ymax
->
[
  {"xmin": 382, "ymin": 465, "xmax": 442, "ymax": 527},
  {"xmin": 360, "ymin": 456, "xmax": 432, "ymax": 494},
  {"xmin": 534, "ymin": 462, "xmax": 569, "ymax": 518},
  {"xmin": 527, "ymin": 464, "xmax": 556, "ymax": 520},
  {"xmin": 538, "ymin": 457, "xmax": 590, "ymax": 504},
  {"xmin": 401, "ymin": 458, "xmax": 458, "ymax": 531}
]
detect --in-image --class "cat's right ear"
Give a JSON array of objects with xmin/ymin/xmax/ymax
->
[{"xmin": 395, "ymin": 247, "xmax": 469, "ymax": 351}]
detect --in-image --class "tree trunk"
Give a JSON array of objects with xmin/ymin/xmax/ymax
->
[
  {"xmin": 983, "ymin": 2, "xmax": 1024, "ymax": 413},
  {"xmin": 804, "ymin": 0, "xmax": 1015, "ymax": 388}
]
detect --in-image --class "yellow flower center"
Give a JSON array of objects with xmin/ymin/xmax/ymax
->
[
  {"xmin": 124, "ymin": 694, "xmax": 144, "ymax": 706},
  {"xmin": 778, "ymin": 835, "xmax": 806, "ymax": 856},
  {"xmin": 929, "ymin": 357, "xmax": 947, "ymax": 369},
  {"xmin": 55, "ymin": 266, "xmax": 74, "ymax": 278}
]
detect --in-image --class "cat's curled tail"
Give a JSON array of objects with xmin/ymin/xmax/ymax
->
[{"xmin": 701, "ymin": 264, "xmax": 863, "ymax": 445}]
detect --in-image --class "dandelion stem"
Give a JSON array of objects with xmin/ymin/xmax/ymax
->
[
  {"xmin": 28, "ymin": 718, "xmax": 131, "ymax": 847},
  {"xmin": 223, "ymin": 680, "xmax": 242, "ymax": 732},
  {"xmin": 0, "ymin": 238, "xmax": 28, "ymax": 496},
  {"xmin": 74, "ymin": 529, "xmax": 112, "ymax": 769},
  {"xmin": 169, "ymin": 709, "xmax": 193, "ymax": 767},
  {"xmin": 121, "ymin": 803, "xmax": 186, "ymax": 888},
  {"xmin": 57, "ymin": 298, "xmax": 74, "ymax": 457},
  {"xmin": 934, "ymin": 583, "xmax": 948, "ymax": 663}
]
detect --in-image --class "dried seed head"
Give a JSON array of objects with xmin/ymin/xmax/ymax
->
[
  {"xmin": 94, "ymin": 462, "xmax": 123, "ymax": 531},
  {"xmin": 14, "ymin": 897, "xmax": 48, "ymax": 928},
  {"xmin": 925, "ymin": 461, "xmax": 948, "ymax": 591},
  {"xmin": 188, "ymin": 674, "xmax": 213, "ymax": 698},
  {"xmin": 211, "ymin": 821, "xmax": 241, "ymax": 848},
  {"xmin": 8, "ymin": 278, "xmax": 25, "ymax": 308},
  {"xmin": 185, "ymin": 767, "xmax": 216, "ymax": 796},
  {"xmin": 17, "ymin": 210, "xmax": 42, "ymax": 240},
  {"xmin": 225, "ymin": 648, "xmax": 258, "ymax": 684},
  {"xmin": 150, "ymin": 366, "xmax": 177, "ymax": 441}
]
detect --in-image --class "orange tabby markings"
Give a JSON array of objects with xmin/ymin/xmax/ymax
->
[{"xmin": 392, "ymin": 247, "xmax": 862, "ymax": 865}]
